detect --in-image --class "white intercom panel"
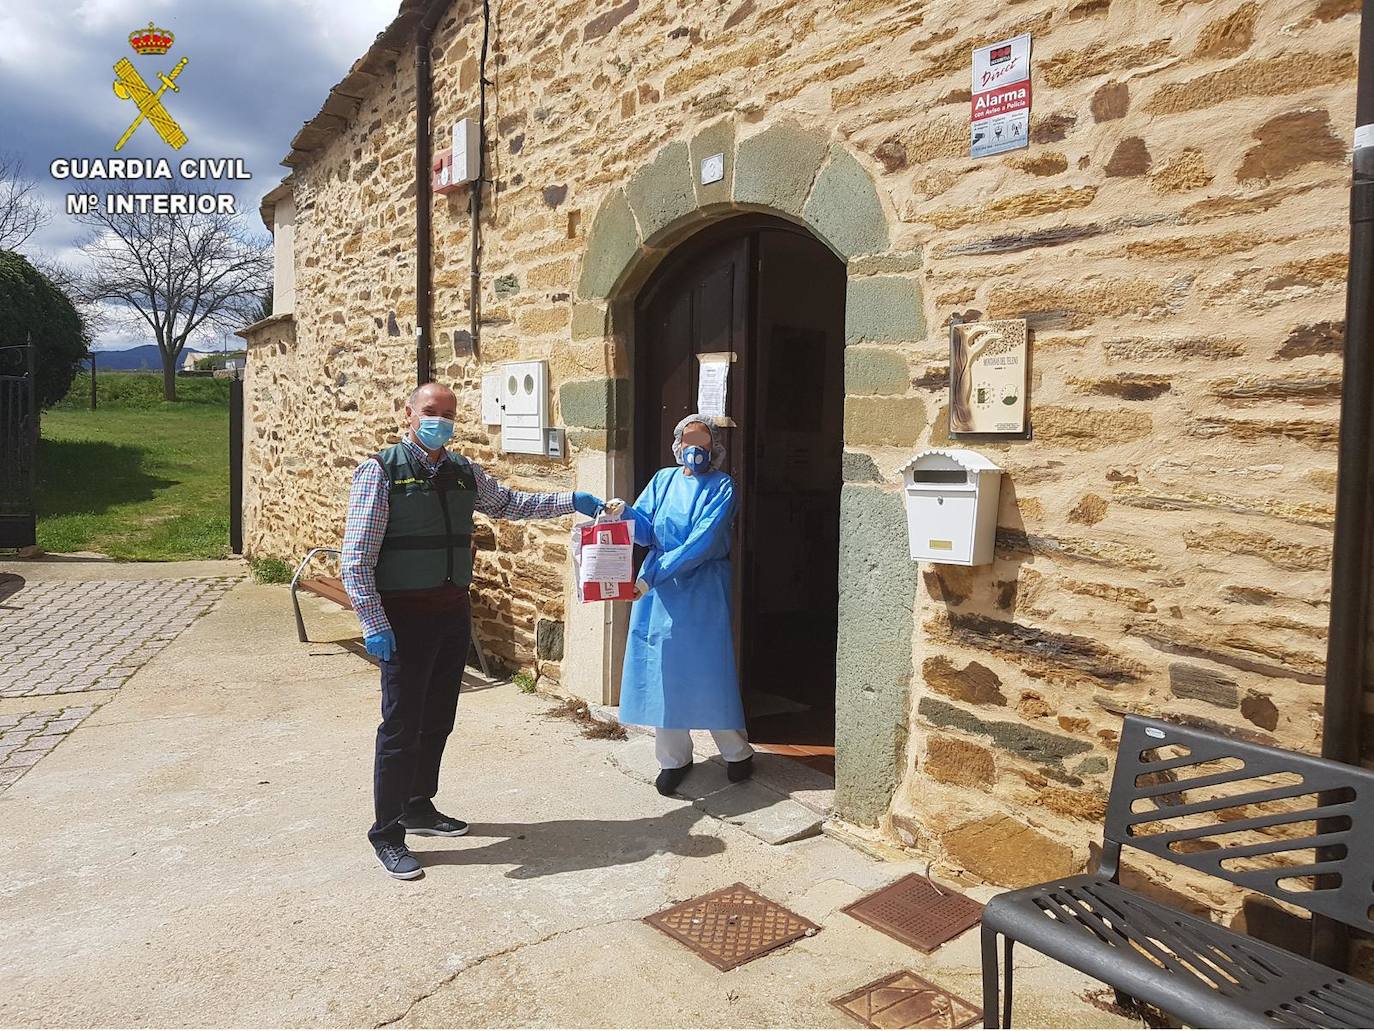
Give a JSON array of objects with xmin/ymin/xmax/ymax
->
[
  {"xmin": 452, "ymin": 118, "xmax": 480, "ymax": 185},
  {"xmin": 499, "ymin": 360, "xmax": 549, "ymax": 456},
  {"xmin": 481, "ymin": 372, "xmax": 502, "ymax": 425}
]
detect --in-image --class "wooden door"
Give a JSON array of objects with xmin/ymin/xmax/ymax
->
[{"xmin": 634, "ymin": 218, "xmax": 845, "ymax": 746}]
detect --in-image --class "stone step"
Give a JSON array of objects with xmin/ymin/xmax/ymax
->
[{"xmin": 607, "ymin": 735, "xmax": 824, "ymax": 846}]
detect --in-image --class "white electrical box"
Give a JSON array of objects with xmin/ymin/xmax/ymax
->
[
  {"xmin": 900, "ymin": 449, "xmax": 1002, "ymax": 566},
  {"xmin": 481, "ymin": 372, "xmax": 502, "ymax": 425},
  {"xmin": 452, "ymin": 118, "xmax": 480, "ymax": 185},
  {"xmin": 499, "ymin": 360, "xmax": 548, "ymax": 456}
]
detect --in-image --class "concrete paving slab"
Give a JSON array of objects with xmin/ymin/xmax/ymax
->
[
  {"xmin": 607, "ymin": 737, "xmax": 822, "ymax": 845},
  {"xmin": 597, "ymin": 705, "xmax": 837, "ymax": 816},
  {"xmin": 713, "ymin": 750, "xmax": 835, "ymax": 816},
  {"xmin": 0, "ymin": 579, "xmax": 1138, "ymax": 1029},
  {"xmin": 694, "ymin": 778, "xmax": 824, "ymax": 845}
]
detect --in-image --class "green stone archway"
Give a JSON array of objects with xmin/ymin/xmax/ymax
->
[{"xmin": 568, "ymin": 119, "xmax": 924, "ymax": 827}]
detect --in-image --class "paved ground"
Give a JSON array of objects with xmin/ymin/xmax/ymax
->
[
  {"xmin": 0, "ymin": 564, "xmax": 1136, "ymax": 1028},
  {"xmin": 0, "ymin": 562, "xmax": 241, "ymax": 791}
]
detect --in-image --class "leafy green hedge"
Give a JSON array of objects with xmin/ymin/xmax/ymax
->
[{"xmin": 0, "ymin": 250, "xmax": 87, "ymax": 409}]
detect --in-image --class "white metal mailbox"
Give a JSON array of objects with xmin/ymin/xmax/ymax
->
[
  {"xmin": 499, "ymin": 360, "xmax": 549, "ymax": 456},
  {"xmin": 900, "ymin": 448, "xmax": 1002, "ymax": 566}
]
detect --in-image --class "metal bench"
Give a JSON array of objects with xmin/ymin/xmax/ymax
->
[
  {"xmin": 289, "ymin": 546, "xmax": 490, "ymax": 677},
  {"xmin": 981, "ymin": 714, "xmax": 1374, "ymax": 1029}
]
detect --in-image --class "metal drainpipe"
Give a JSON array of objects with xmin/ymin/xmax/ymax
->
[
  {"xmin": 1313, "ymin": 0, "xmax": 1374, "ymax": 972},
  {"xmin": 414, "ymin": 1, "xmax": 449, "ymax": 387},
  {"xmin": 469, "ymin": 0, "xmax": 491, "ymax": 362}
]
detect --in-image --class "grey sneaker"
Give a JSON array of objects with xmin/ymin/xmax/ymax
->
[
  {"xmin": 400, "ymin": 810, "xmax": 470, "ymax": 837},
  {"xmin": 375, "ymin": 842, "xmax": 422, "ymax": 880}
]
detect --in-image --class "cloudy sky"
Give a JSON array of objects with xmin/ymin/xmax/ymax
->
[{"xmin": 0, "ymin": 0, "xmax": 399, "ymax": 349}]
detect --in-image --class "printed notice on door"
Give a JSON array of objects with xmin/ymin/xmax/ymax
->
[
  {"xmin": 971, "ymin": 34, "xmax": 1031, "ymax": 159},
  {"xmin": 696, "ymin": 356, "xmax": 729, "ymax": 420}
]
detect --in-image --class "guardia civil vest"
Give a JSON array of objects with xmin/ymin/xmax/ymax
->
[{"xmin": 373, "ymin": 442, "xmax": 477, "ymax": 592}]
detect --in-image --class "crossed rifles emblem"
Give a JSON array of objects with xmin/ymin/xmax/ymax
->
[{"xmin": 112, "ymin": 22, "xmax": 188, "ymax": 151}]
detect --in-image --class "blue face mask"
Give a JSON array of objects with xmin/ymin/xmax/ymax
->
[
  {"xmin": 682, "ymin": 445, "xmax": 710, "ymax": 474},
  {"xmin": 415, "ymin": 416, "xmax": 454, "ymax": 451}
]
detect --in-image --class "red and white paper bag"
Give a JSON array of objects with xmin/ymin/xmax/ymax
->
[{"xmin": 571, "ymin": 518, "xmax": 635, "ymax": 602}]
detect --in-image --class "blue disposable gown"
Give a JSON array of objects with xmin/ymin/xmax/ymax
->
[{"xmin": 618, "ymin": 467, "xmax": 745, "ymax": 730}]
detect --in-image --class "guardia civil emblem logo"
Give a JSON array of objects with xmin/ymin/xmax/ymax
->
[{"xmin": 112, "ymin": 21, "xmax": 189, "ymax": 152}]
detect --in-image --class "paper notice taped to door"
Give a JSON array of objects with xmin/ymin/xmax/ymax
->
[{"xmin": 696, "ymin": 356, "xmax": 729, "ymax": 421}]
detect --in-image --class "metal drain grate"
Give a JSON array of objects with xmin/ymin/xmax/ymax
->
[
  {"xmin": 831, "ymin": 970, "xmax": 982, "ymax": 1029},
  {"xmin": 842, "ymin": 873, "xmax": 983, "ymax": 953},
  {"xmin": 643, "ymin": 882, "xmax": 818, "ymax": 970}
]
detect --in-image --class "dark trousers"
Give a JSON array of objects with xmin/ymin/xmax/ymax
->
[{"xmin": 368, "ymin": 585, "xmax": 472, "ymax": 847}]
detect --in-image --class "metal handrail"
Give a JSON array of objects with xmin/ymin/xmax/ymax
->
[{"xmin": 289, "ymin": 547, "xmax": 341, "ymax": 643}]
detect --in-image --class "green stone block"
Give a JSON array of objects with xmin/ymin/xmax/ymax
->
[
  {"xmin": 918, "ymin": 697, "xmax": 1091, "ymax": 766},
  {"xmin": 690, "ymin": 119, "xmax": 736, "ymax": 209},
  {"xmin": 536, "ymin": 619, "xmax": 564, "ymax": 661},
  {"xmin": 571, "ymin": 303, "xmax": 607, "ymax": 340},
  {"xmin": 845, "ymin": 276, "xmax": 925, "ymax": 344},
  {"xmin": 834, "ymin": 485, "xmax": 917, "ymax": 825},
  {"xmin": 625, "ymin": 141, "xmax": 697, "ymax": 243},
  {"xmin": 577, "ymin": 190, "xmax": 641, "ymax": 300},
  {"xmin": 845, "ymin": 347, "xmax": 910, "ymax": 396},
  {"xmin": 494, "ymin": 273, "xmax": 520, "ymax": 299},
  {"xmin": 733, "ymin": 121, "xmax": 829, "ymax": 217},
  {"xmin": 567, "ymin": 427, "xmax": 629, "ymax": 452},
  {"xmin": 804, "ymin": 146, "xmax": 890, "ymax": 259},
  {"xmin": 559, "ymin": 378, "xmax": 629, "ymax": 429},
  {"xmin": 842, "ymin": 451, "xmax": 883, "ymax": 483}
]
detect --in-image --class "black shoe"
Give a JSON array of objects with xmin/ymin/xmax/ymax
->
[
  {"xmin": 727, "ymin": 754, "xmax": 754, "ymax": 783},
  {"xmin": 655, "ymin": 762, "xmax": 693, "ymax": 797},
  {"xmin": 400, "ymin": 809, "xmax": 470, "ymax": 837},
  {"xmin": 375, "ymin": 842, "xmax": 423, "ymax": 880}
]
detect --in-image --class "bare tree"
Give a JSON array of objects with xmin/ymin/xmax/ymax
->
[
  {"xmin": 76, "ymin": 184, "xmax": 271, "ymax": 400},
  {"xmin": 0, "ymin": 155, "xmax": 49, "ymax": 252}
]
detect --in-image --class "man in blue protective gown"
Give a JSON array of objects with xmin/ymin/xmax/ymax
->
[{"xmin": 614, "ymin": 414, "xmax": 754, "ymax": 796}]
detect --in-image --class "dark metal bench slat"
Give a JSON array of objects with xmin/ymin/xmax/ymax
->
[
  {"xmin": 985, "ymin": 875, "xmax": 1374, "ymax": 1028},
  {"xmin": 982, "ymin": 715, "xmax": 1374, "ymax": 1028}
]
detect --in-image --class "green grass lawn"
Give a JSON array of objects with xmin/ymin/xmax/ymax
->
[{"xmin": 37, "ymin": 373, "xmax": 230, "ymax": 561}]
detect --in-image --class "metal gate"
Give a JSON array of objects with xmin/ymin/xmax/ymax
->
[
  {"xmin": 0, "ymin": 342, "xmax": 37, "ymax": 548},
  {"xmin": 229, "ymin": 375, "xmax": 243, "ymax": 554}
]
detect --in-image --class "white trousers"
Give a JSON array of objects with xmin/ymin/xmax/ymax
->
[{"xmin": 655, "ymin": 728, "xmax": 753, "ymax": 769}]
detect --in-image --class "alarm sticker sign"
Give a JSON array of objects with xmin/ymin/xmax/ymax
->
[{"xmin": 971, "ymin": 34, "xmax": 1032, "ymax": 159}]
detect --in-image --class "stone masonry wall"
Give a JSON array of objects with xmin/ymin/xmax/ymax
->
[{"xmin": 245, "ymin": 0, "xmax": 1358, "ymax": 914}]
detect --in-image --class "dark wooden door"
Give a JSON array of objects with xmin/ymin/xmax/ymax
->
[{"xmin": 634, "ymin": 218, "xmax": 845, "ymax": 746}]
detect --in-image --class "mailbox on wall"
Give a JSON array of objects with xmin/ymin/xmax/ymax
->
[
  {"xmin": 900, "ymin": 448, "xmax": 1002, "ymax": 566},
  {"xmin": 499, "ymin": 360, "xmax": 549, "ymax": 456}
]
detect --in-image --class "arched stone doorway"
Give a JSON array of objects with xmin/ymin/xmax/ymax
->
[
  {"xmin": 567, "ymin": 119, "xmax": 923, "ymax": 823},
  {"xmin": 633, "ymin": 214, "xmax": 846, "ymax": 748}
]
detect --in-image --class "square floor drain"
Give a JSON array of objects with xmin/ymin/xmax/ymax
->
[
  {"xmin": 643, "ymin": 882, "xmax": 818, "ymax": 971},
  {"xmin": 842, "ymin": 873, "xmax": 983, "ymax": 953},
  {"xmin": 832, "ymin": 970, "xmax": 982, "ymax": 1029}
]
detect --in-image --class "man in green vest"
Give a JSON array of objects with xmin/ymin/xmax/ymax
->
[{"xmin": 342, "ymin": 382, "xmax": 606, "ymax": 879}]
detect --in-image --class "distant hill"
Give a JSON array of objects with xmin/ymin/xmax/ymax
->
[{"xmin": 91, "ymin": 345, "xmax": 209, "ymax": 371}]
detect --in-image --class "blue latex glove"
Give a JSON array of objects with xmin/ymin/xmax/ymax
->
[
  {"xmin": 364, "ymin": 630, "xmax": 396, "ymax": 663},
  {"xmin": 572, "ymin": 491, "xmax": 603, "ymax": 517}
]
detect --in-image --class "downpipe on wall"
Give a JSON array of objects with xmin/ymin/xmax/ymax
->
[
  {"xmin": 414, "ymin": 4, "xmax": 442, "ymax": 387},
  {"xmin": 1313, "ymin": 0, "xmax": 1374, "ymax": 972}
]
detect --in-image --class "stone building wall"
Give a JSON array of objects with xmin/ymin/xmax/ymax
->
[{"xmin": 245, "ymin": 0, "xmax": 1358, "ymax": 910}]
